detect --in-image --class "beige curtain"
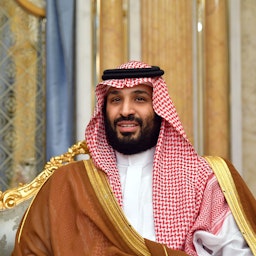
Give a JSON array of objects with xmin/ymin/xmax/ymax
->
[
  {"xmin": 141, "ymin": 0, "xmax": 194, "ymax": 144},
  {"xmin": 96, "ymin": 0, "xmax": 229, "ymax": 158},
  {"xmin": 141, "ymin": 0, "xmax": 229, "ymax": 158},
  {"xmin": 241, "ymin": 0, "xmax": 256, "ymax": 196},
  {"xmin": 97, "ymin": 0, "xmax": 128, "ymax": 78},
  {"xmin": 204, "ymin": 0, "xmax": 229, "ymax": 158}
]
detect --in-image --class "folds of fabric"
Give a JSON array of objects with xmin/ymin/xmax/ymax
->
[
  {"xmin": 205, "ymin": 156, "xmax": 256, "ymax": 255},
  {"xmin": 12, "ymin": 160, "xmax": 189, "ymax": 256},
  {"xmin": 46, "ymin": 0, "xmax": 75, "ymax": 160},
  {"xmin": 85, "ymin": 159, "xmax": 190, "ymax": 256},
  {"xmin": 12, "ymin": 156, "xmax": 256, "ymax": 255}
]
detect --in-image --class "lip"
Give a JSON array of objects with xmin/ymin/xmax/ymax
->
[{"xmin": 116, "ymin": 121, "xmax": 139, "ymax": 133}]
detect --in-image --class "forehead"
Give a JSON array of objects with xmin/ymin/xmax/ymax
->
[{"xmin": 107, "ymin": 84, "xmax": 153, "ymax": 95}]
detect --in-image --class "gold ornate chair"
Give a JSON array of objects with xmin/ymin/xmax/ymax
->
[{"xmin": 0, "ymin": 141, "xmax": 88, "ymax": 256}]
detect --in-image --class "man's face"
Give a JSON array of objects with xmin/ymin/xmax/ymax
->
[{"xmin": 104, "ymin": 84, "xmax": 161, "ymax": 154}]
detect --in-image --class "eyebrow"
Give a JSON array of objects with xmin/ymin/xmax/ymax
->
[
  {"xmin": 107, "ymin": 89, "xmax": 151, "ymax": 97},
  {"xmin": 107, "ymin": 90, "xmax": 120, "ymax": 96},
  {"xmin": 133, "ymin": 90, "xmax": 151, "ymax": 96}
]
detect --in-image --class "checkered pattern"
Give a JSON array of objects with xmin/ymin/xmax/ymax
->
[{"xmin": 85, "ymin": 61, "xmax": 228, "ymax": 254}]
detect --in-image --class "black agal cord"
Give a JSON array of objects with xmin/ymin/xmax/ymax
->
[{"xmin": 102, "ymin": 66, "xmax": 164, "ymax": 80}]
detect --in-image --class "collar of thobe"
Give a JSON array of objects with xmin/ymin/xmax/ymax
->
[
  {"xmin": 115, "ymin": 147, "xmax": 155, "ymax": 167},
  {"xmin": 115, "ymin": 147, "xmax": 156, "ymax": 241}
]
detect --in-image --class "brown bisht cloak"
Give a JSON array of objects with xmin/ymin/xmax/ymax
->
[{"xmin": 12, "ymin": 157, "xmax": 256, "ymax": 255}]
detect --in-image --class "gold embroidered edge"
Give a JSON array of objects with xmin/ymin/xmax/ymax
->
[
  {"xmin": 204, "ymin": 156, "xmax": 256, "ymax": 255},
  {"xmin": 84, "ymin": 159, "xmax": 151, "ymax": 256}
]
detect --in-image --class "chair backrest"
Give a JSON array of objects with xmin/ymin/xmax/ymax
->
[{"xmin": 0, "ymin": 141, "xmax": 89, "ymax": 256}]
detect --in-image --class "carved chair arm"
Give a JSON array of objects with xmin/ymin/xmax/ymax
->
[{"xmin": 0, "ymin": 141, "xmax": 89, "ymax": 210}]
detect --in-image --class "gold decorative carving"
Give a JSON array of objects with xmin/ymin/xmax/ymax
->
[
  {"xmin": 0, "ymin": 141, "xmax": 89, "ymax": 210},
  {"xmin": 16, "ymin": 0, "xmax": 46, "ymax": 17}
]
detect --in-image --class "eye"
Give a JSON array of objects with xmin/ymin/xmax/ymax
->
[
  {"xmin": 109, "ymin": 97, "xmax": 121, "ymax": 103},
  {"xmin": 135, "ymin": 96, "xmax": 147, "ymax": 102}
]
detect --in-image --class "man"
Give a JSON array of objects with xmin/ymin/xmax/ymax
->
[{"xmin": 13, "ymin": 61, "xmax": 256, "ymax": 255}]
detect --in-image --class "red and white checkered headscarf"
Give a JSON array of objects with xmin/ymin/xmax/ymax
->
[{"xmin": 85, "ymin": 61, "xmax": 227, "ymax": 253}]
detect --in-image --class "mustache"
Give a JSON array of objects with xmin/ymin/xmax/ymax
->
[{"xmin": 114, "ymin": 115, "xmax": 143, "ymax": 126}]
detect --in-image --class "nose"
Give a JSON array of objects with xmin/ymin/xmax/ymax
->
[{"xmin": 120, "ymin": 99, "xmax": 135, "ymax": 117}]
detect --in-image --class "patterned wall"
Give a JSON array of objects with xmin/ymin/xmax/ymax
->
[{"xmin": 0, "ymin": 0, "xmax": 46, "ymax": 191}]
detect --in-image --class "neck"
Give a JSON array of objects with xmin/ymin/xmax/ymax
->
[{"xmin": 115, "ymin": 147, "xmax": 156, "ymax": 166}]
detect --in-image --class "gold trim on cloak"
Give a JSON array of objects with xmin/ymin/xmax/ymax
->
[
  {"xmin": 204, "ymin": 156, "xmax": 256, "ymax": 255},
  {"xmin": 84, "ymin": 159, "xmax": 151, "ymax": 256}
]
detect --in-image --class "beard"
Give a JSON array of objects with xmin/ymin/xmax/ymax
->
[{"xmin": 104, "ymin": 112, "xmax": 162, "ymax": 155}]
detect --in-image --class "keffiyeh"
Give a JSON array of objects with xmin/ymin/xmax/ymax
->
[{"xmin": 85, "ymin": 60, "xmax": 227, "ymax": 252}]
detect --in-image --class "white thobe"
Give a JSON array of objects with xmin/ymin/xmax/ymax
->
[
  {"xmin": 116, "ymin": 148, "xmax": 252, "ymax": 255},
  {"xmin": 116, "ymin": 147, "xmax": 156, "ymax": 241}
]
